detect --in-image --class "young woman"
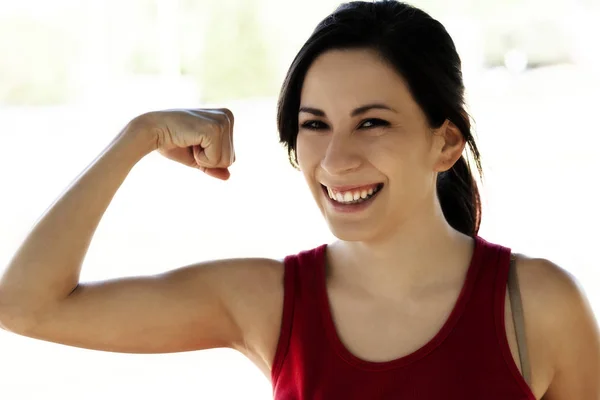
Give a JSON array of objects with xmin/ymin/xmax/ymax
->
[{"xmin": 0, "ymin": 1, "xmax": 598, "ymax": 399}]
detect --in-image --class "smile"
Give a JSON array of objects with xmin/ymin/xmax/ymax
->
[{"xmin": 321, "ymin": 183, "xmax": 384, "ymax": 205}]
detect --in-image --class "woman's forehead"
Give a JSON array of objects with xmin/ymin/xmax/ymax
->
[{"xmin": 300, "ymin": 49, "xmax": 417, "ymax": 117}]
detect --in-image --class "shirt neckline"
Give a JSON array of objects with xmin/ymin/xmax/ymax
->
[{"xmin": 315, "ymin": 236, "xmax": 484, "ymax": 371}]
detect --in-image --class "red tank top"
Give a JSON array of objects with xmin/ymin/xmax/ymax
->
[{"xmin": 271, "ymin": 236, "xmax": 536, "ymax": 399}]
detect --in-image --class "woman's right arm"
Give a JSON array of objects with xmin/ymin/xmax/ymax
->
[{"xmin": 0, "ymin": 109, "xmax": 283, "ymax": 356}]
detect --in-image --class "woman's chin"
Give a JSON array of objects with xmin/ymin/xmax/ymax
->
[{"xmin": 325, "ymin": 219, "xmax": 379, "ymax": 243}]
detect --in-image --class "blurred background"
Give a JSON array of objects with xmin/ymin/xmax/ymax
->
[{"xmin": 1, "ymin": 0, "xmax": 599, "ymax": 398}]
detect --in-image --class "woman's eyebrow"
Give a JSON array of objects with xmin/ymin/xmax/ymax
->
[
  {"xmin": 298, "ymin": 103, "xmax": 397, "ymax": 117},
  {"xmin": 298, "ymin": 106, "xmax": 325, "ymax": 116}
]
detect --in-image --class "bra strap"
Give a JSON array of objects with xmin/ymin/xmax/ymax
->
[{"xmin": 508, "ymin": 254, "xmax": 531, "ymax": 386}]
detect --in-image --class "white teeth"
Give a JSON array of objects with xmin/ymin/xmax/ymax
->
[
  {"xmin": 327, "ymin": 187, "xmax": 334, "ymax": 199},
  {"xmin": 325, "ymin": 185, "xmax": 381, "ymax": 204}
]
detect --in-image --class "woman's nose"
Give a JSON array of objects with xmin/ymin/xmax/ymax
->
[{"xmin": 320, "ymin": 134, "xmax": 362, "ymax": 176}]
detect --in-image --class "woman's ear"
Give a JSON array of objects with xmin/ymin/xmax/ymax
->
[{"xmin": 432, "ymin": 119, "xmax": 465, "ymax": 172}]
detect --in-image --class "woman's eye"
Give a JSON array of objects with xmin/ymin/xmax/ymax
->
[
  {"xmin": 359, "ymin": 118, "xmax": 389, "ymax": 129},
  {"xmin": 299, "ymin": 119, "xmax": 388, "ymax": 131},
  {"xmin": 300, "ymin": 120, "xmax": 328, "ymax": 130}
]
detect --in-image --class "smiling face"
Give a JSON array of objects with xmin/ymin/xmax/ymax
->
[{"xmin": 296, "ymin": 48, "xmax": 458, "ymax": 243}]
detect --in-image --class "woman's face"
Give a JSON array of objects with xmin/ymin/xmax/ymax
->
[{"xmin": 296, "ymin": 48, "xmax": 454, "ymax": 243}]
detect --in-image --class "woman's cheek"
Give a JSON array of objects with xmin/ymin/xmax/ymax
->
[{"xmin": 297, "ymin": 134, "xmax": 328, "ymax": 167}]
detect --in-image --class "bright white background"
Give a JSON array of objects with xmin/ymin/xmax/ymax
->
[{"xmin": 1, "ymin": 0, "xmax": 599, "ymax": 398}]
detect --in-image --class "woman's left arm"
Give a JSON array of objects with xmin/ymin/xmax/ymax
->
[{"xmin": 537, "ymin": 261, "xmax": 600, "ymax": 400}]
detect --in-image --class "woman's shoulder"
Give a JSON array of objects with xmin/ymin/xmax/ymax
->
[
  {"xmin": 224, "ymin": 245, "xmax": 328, "ymax": 369},
  {"xmin": 513, "ymin": 253, "xmax": 599, "ymax": 397},
  {"xmin": 512, "ymin": 253, "xmax": 589, "ymax": 325}
]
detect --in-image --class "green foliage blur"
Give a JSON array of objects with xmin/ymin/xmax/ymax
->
[
  {"xmin": 0, "ymin": 16, "xmax": 77, "ymax": 105},
  {"xmin": 0, "ymin": 0, "xmax": 587, "ymax": 106},
  {"xmin": 195, "ymin": 0, "xmax": 279, "ymax": 101},
  {"xmin": 0, "ymin": 0, "xmax": 280, "ymax": 105}
]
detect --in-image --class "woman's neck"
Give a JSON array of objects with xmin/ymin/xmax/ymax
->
[{"xmin": 327, "ymin": 209, "xmax": 475, "ymax": 298}]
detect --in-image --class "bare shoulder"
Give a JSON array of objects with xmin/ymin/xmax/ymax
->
[
  {"xmin": 209, "ymin": 257, "xmax": 287, "ymax": 373},
  {"xmin": 513, "ymin": 254, "xmax": 595, "ymax": 333},
  {"xmin": 208, "ymin": 256, "xmax": 285, "ymax": 330},
  {"xmin": 513, "ymin": 253, "xmax": 600, "ymax": 399},
  {"xmin": 204, "ymin": 257, "xmax": 284, "ymax": 296}
]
